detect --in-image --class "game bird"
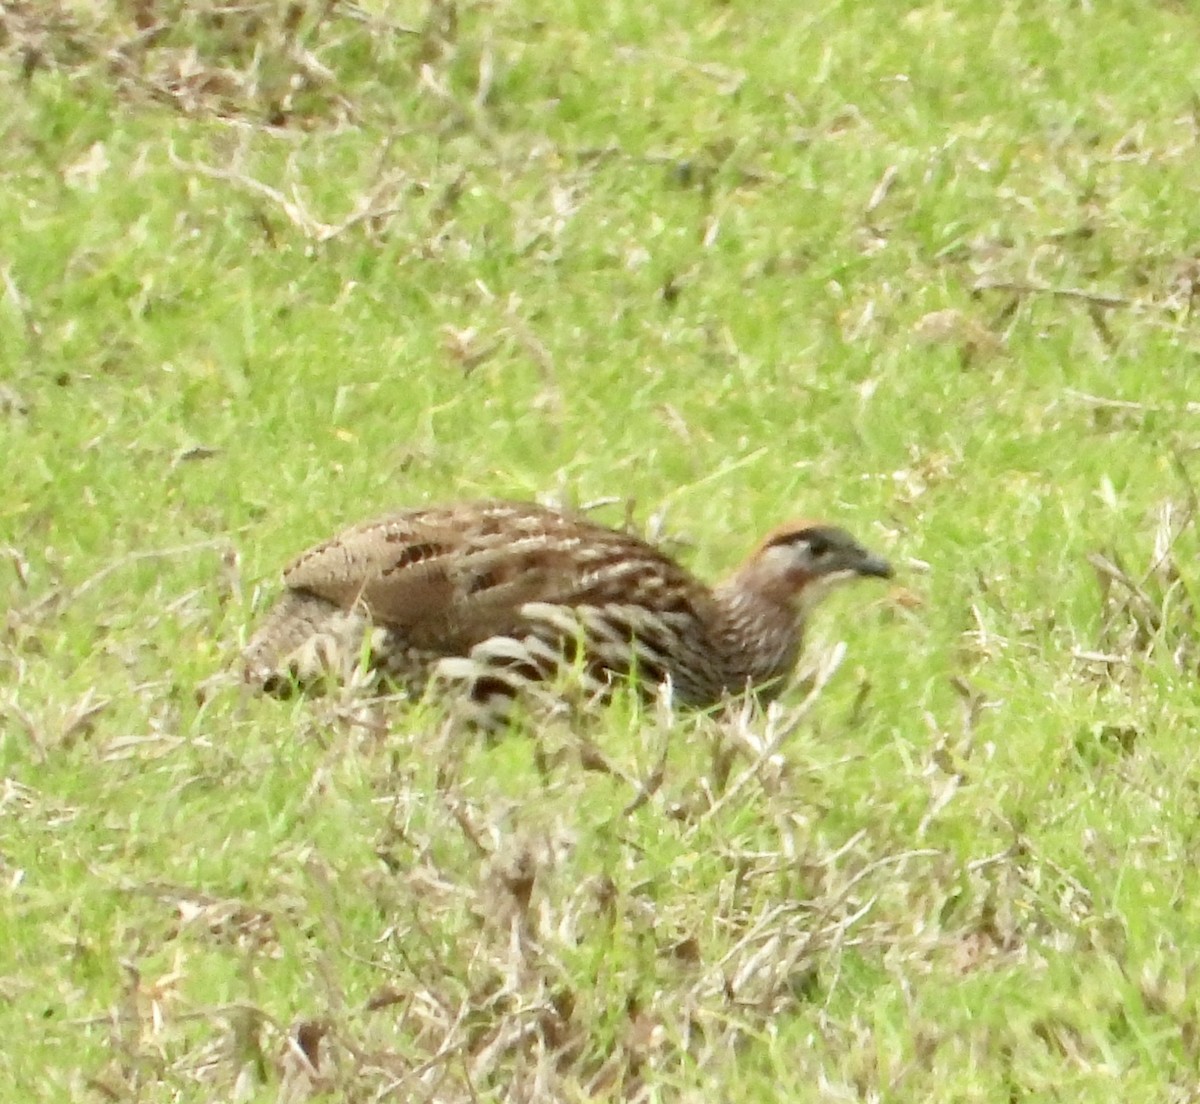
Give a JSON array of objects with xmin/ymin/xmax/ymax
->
[{"xmin": 242, "ymin": 500, "xmax": 892, "ymax": 727}]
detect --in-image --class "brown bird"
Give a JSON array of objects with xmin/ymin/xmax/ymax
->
[{"xmin": 242, "ymin": 500, "xmax": 893, "ymax": 727}]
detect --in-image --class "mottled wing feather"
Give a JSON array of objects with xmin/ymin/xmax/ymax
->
[
  {"xmin": 278, "ymin": 501, "xmax": 715, "ymax": 654},
  {"xmin": 282, "ymin": 513, "xmax": 454, "ymax": 606}
]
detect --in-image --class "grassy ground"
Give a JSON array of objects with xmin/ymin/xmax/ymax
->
[{"xmin": 3, "ymin": 0, "xmax": 1200, "ymax": 1099}]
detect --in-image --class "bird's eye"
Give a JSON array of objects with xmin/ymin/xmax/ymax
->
[{"xmin": 806, "ymin": 535, "xmax": 831, "ymax": 558}]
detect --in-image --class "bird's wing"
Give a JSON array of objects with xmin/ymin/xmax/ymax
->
[{"xmin": 281, "ymin": 500, "xmax": 713, "ymax": 652}]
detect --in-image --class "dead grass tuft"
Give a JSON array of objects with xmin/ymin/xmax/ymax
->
[
  {"xmin": 1089, "ymin": 498, "xmax": 1198, "ymax": 676},
  {"xmin": 2, "ymin": 0, "xmax": 420, "ymax": 127}
]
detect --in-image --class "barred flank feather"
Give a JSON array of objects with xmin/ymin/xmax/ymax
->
[{"xmin": 242, "ymin": 500, "xmax": 892, "ymax": 728}]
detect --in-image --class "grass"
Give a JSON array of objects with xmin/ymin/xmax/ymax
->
[{"xmin": 3, "ymin": 0, "xmax": 1200, "ymax": 1099}]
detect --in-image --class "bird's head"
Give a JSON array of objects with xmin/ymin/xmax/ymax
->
[{"xmin": 730, "ymin": 521, "xmax": 893, "ymax": 612}]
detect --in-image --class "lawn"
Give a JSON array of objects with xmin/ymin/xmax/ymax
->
[{"xmin": 3, "ymin": 1, "xmax": 1200, "ymax": 1099}]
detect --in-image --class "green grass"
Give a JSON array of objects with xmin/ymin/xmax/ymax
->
[{"xmin": 3, "ymin": 0, "xmax": 1200, "ymax": 1099}]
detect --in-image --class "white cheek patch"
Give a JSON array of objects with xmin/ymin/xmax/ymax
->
[{"xmin": 795, "ymin": 569, "xmax": 857, "ymax": 612}]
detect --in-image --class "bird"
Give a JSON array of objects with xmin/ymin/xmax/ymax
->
[{"xmin": 241, "ymin": 499, "xmax": 893, "ymax": 728}]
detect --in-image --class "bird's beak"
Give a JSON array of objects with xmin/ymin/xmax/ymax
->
[{"xmin": 855, "ymin": 552, "xmax": 894, "ymax": 579}]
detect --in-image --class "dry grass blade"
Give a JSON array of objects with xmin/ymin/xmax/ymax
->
[
  {"xmin": 1089, "ymin": 498, "xmax": 1197, "ymax": 672},
  {"xmin": 21, "ymin": 538, "xmax": 233, "ymax": 621},
  {"xmin": 167, "ymin": 145, "xmax": 411, "ymax": 243},
  {"xmin": 973, "ymin": 276, "xmax": 1135, "ymax": 309},
  {"xmin": 696, "ymin": 642, "xmax": 846, "ymax": 824}
]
